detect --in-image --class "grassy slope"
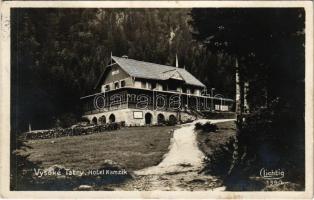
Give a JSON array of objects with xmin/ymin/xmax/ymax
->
[
  {"xmin": 19, "ymin": 126, "xmax": 175, "ymax": 171},
  {"xmin": 197, "ymin": 121, "xmax": 236, "ymax": 156}
]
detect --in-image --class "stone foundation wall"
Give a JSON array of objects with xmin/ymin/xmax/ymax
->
[{"xmin": 82, "ymin": 109, "xmax": 196, "ymax": 126}]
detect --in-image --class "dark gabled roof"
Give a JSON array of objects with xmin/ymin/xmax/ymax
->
[{"xmin": 111, "ymin": 56, "xmax": 205, "ymax": 87}]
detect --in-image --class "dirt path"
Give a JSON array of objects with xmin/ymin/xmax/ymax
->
[{"xmin": 116, "ymin": 119, "xmax": 235, "ymax": 191}]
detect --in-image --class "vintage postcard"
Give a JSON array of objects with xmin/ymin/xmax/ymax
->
[{"xmin": 0, "ymin": 1, "xmax": 313, "ymax": 199}]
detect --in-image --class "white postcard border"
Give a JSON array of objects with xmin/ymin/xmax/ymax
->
[{"xmin": 0, "ymin": 1, "xmax": 313, "ymax": 199}]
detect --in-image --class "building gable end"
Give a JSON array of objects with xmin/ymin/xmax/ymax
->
[{"xmin": 169, "ymin": 70, "xmax": 184, "ymax": 81}]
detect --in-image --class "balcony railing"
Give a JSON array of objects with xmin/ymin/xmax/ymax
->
[{"xmin": 81, "ymin": 87, "xmax": 234, "ymax": 115}]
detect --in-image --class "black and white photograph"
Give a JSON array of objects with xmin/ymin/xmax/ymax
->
[{"xmin": 0, "ymin": 1, "xmax": 313, "ymax": 199}]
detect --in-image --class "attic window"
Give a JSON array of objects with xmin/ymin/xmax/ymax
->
[
  {"xmin": 112, "ymin": 69, "xmax": 119, "ymax": 75},
  {"xmin": 170, "ymin": 71, "xmax": 183, "ymax": 80}
]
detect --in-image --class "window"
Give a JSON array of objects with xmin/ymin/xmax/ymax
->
[
  {"xmin": 121, "ymin": 80, "xmax": 126, "ymax": 87},
  {"xmin": 195, "ymin": 89, "xmax": 200, "ymax": 95},
  {"xmin": 105, "ymin": 84, "xmax": 110, "ymax": 91},
  {"xmin": 141, "ymin": 81, "xmax": 146, "ymax": 88},
  {"xmin": 147, "ymin": 82, "xmax": 152, "ymax": 89},
  {"xmin": 114, "ymin": 82, "xmax": 119, "ymax": 89},
  {"xmin": 168, "ymin": 84, "xmax": 177, "ymax": 91},
  {"xmin": 152, "ymin": 82, "xmax": 156, "ymax": 90},
  {"xmin": 162, "ymin": 84, "xmax": 166, "ymax": 91}
]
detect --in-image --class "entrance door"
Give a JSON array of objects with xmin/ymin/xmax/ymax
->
[{"xmin": 145, "ymin": 113, "xmax": 152, "ymax": 125}]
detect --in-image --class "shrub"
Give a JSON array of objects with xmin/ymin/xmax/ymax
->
[
  {"xmin": 219, "ymin": 98, "xmax": 305, "ymax": 190},
  {"xmin": 164, "ymin": 115, "xmax": 178, "ymax": 126},
  {"xmin": 80, "ymin": 117, "xmax": 90, "ymax": 124},
  {"xmin": 157, "ymin": 119, "xmax": 166, "ymax": 126},
  {"xmin": 202, "ymin": 122, "xmax": 218, "ymax": 132},
  {"xmin": 165, "ymin": 119, "xmax": 177, "ymax": 126},
  {"xmin": 24, "ymin": 122, "xmax": 124, "ymax": 140},
  {"xmin": 194, "ymin": 122, "xmax": 218, "ymax": 132},
  {"xmin": 195, "ymin": 122, "xmax": 203, "ymax": 130},
  {"xmin": 120, "ymin": 121, "xmax": 126, "ymax": 127}
]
